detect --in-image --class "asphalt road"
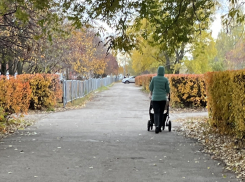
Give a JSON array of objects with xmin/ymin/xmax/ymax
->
[{"xmin": 0, "ymin": 83, "xmax": 239, "ymax": 182}]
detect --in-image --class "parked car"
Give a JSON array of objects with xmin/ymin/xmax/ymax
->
[{"xmin": 122, "ymin": 76, "xmax": 136, "ymax": 84}]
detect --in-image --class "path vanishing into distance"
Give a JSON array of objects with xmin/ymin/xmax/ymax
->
[{"xmin": 0, "ymin": 83, "xmax": 240, "ymax": 182}]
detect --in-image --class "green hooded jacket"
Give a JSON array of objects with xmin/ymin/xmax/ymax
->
[{"xmin": 149, "ymin": 66, "xmax": 170, "ymax": 101}]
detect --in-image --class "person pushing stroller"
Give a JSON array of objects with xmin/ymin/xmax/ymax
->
[{"xmin": 149, "ymin": 66, "xmax": 170, "ymax": 134}]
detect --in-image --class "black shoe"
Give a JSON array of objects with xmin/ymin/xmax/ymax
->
[
  {"xmin": 155, "ymin": 127, "xmax": 159, "ymax": 134},
  {"xmin": 159, "ymin": 127, "xmax": 162, "ymax": 132}
]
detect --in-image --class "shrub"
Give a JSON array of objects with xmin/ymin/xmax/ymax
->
[
  {"xmin": 0, "ymin": 107, "xmax": 7, "ymax": 122},
  {"xmin": 0, "ymin": 74, "xmax": 62, "ymax": 114},
  {"xmin": 205, "ymin": 69, "xmax": 245, "ymax": 137},
  {"xmin": 0, "ymin": 76, "xmax": 31, "ymax": 114},
  {"xmin": 136, "ymin": 74, "xmax": 206, "ymax": 107},
  {"xmin": 167, "ymin": 74, "xmax": 206, "ymax": 107},
  {"xmin": 29, "ymin": 74, "xmax": 62, "ymax": 110}
]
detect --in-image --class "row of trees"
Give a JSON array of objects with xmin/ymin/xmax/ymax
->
[
  {"xmin": 128, "ymin": 21, "xmax": 245, "ymax": 75},
  {"xmin": 1, "ymin": 0, "xmax": 245, "ymax": 77},
  {"xmin": 184, "ymin": 25, "xmax": 245, "ymax": 74},
  {"xmin": 0, "ymin": 0, "xmax": 118, "ymax": 78},
  {"xmin": 126, "ymin": 1, "xmax": 245, "ymax": 75}
]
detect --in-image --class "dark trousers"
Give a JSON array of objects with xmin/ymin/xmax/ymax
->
[{"xmin": 152, "ymin": 100, "xmax": 166, "ymax": 128}]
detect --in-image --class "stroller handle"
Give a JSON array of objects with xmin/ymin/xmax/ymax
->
[{"xmin": 167, "ymin": 93, "xmax": 170, "ymax": 101}]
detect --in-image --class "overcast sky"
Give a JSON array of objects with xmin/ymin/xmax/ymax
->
[{"xmin": 210, "ymin": 14, "xmax": 222, "ymax": 39}]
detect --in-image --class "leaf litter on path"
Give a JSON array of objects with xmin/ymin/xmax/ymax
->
[{"xmin": 175, "ymin": 117, "xmax": 245, "ymax": 180}]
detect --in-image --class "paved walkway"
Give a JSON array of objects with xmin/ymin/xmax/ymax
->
[{"xmin": 0, "ymin": 83, "xmax": 239, "ymax": 182}]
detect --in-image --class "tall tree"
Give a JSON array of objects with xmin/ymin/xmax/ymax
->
[
  {"xmin": 215, "ymin": 25, "xmax": 245, "ymax": 70},
  {"xmin": 128, "ymin": 18, "xmax": 189, "ymax": 74},
  {"xmin": 2, "ymin": 0, "xmax": 245, "ymax": 76},
  {"xmin": 0, "ymin": 0, "xmax": 61, "ymax": 75},
  {"xmin": 130, "ymin": 39, "xmax": 163, "ymax": 74},
  {"xmin": 64, "ymin": 29, "xmax": 107, "ymax": 78},
  {"xmin": 104, "ymin": 54, "xmax": 119, "ymax": 75},
  {"xmin": 226, "ymin": 39, "xmax": 245, "ymax": 70},
  {"xmin": 185, "ymin": 31, "xmax": 217, "ymax": 74}
]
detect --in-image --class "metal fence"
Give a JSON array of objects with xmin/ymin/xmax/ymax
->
[{"xmin": 62, "ymin": 77, "xmax": 119, "ymax": 107}]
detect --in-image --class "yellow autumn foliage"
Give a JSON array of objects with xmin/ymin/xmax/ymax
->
[
  {"xmin": 205, "ymin": 69, "xmax": 245, "ymax": 137},
  {"xmin": 0, "ymin": 76, "xmax": 31, "ymax": 114},
  {"xmin": 28, "ymin": 74, "xmax": 62, "ymax": 109},
  {"xmin": 136, "ymin": 74, "xmax": 206, "ymax": 107},
  {"xmin": 69, "ymin": 30, "xmax": 106, "ymax": 77}
]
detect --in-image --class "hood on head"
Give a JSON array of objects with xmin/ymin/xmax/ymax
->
[{"xmin": 157, "ymin": 66, "xmax": 165, "ymax": 76}]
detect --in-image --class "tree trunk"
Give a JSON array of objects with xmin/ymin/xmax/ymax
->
[
  {"xmin": 8, "ymin": 59, "xmax": 14, "ymax": 76},
  {"xmin": 165, "ymin": 56, "xmax": 171, "ymax": 72},
  {"xmin": 163, "ymin": 52, "xmax": 173, "ymax": 73},
  {"xmin": 1, "ymin": 54, "xmax": 7, "ymax": 76},
  {"xmin": 1, "ymin": 62, "xmax": 7, "ymax": 76},
  {"xmin": 175, "ymin": 69, "xmax": 180, "ymax": 74},
  {"xmin": 66, "ymin": 67, "xmax": 69, "ymax": 80},
  {"xmin": 174, "ymin": 43, "xmax": 185, "ymax": 74},
  {"xmin": 17, "ymin": 61, "xmax": 23, "ymax": 74}
]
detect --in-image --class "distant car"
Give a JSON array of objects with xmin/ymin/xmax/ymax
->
[{"xmin": 122, "ymin": 76, "xmax": 136, "ymax": 84}]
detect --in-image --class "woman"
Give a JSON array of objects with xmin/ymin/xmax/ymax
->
[{"xmin": 149, "ymin": 66, "xmax": 170, "ymax": 134}]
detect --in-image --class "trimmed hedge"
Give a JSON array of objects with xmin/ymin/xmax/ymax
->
[
  {"xmin": 137, "ymin": 70, "xmax": 245, "ymax": 137},
  {"xmin": 28, "ymin": 74, "xmax": 62, "ymax": 109},
  {"xmin": 0, "ymin": 74, "xmax": 62, "ymax": 115},
  {"xmin": 136, "ymin": 74, "xmax": 206, "ymax": 107},
  {"xmin": 136, "ymin": 74, "xmax": 156, "ymax": 92},
  {"xmin": 205, "ymin": 69, "xmax": 245, "ymax": 137},
  {"xmin": 0, "ymin": 76, "xmax": 31, "ymax": 114}
]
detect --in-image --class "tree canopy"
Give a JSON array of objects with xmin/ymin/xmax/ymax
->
[
  {"xmin": 1, "ymin": 0, "xmax": 244, "ymax": 52},
  {"xmin": 185, "ymin": 31, "xmax": 217, "ymax": 74},
  {"xmin": 1, "ymin": 0, "xmax": 245, "ymax": 76}
]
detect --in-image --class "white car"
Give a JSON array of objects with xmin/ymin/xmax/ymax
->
[{"xmin": 122, "ymin": 76, "xmax": 136, "ymax": 84}]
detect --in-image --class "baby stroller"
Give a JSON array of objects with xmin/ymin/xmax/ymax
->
[{"xmin": 147, "ymin": 95, "xmax": 172, "ymax": 132}]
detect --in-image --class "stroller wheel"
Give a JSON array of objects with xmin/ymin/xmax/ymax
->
[
  {"xmin": 168, "ymin": 121, "xmax": 171, "ymax": 132},
  {"xmin": 147, "ymin": 120, "xmax": 151, "ymax": 131},
  {"xmin": 162, "ymin": 121, "xmax": 165, "ymax": 131}
]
